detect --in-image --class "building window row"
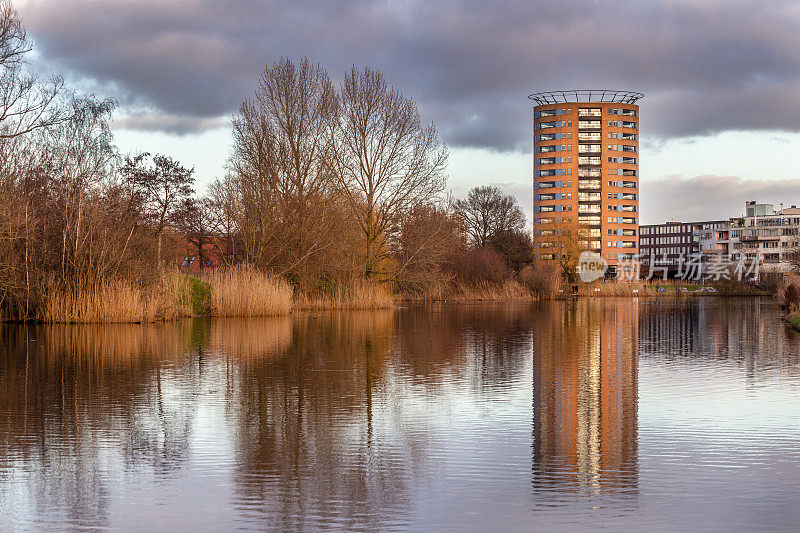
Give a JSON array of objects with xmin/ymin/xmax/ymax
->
[
  {"xmin": 641, "ymin": 235, "xmax": 694, "ymax": 245},
  {"xmin": 534, "ymin": 180, "xmax": 572, "ymax": 189},
  {"xmin": 535, "ymin": 144, "xmax": 572, "ymax": 153},
  {"xmin": 641, "ymin": 225, "xmax": 694, "ymax": 235},
  {"xmin": 608, "ymin": 120, "xmax": 638, "ymax": 129},
  {"xmin": 609, "ymin": 169, "xmax": 638, "ymax": 176},
  {"xmin": 535, "ymin": 120, "xmax": 571, "ymax": 130},
  {"xmin": 534, "ymin": 216, "xmax": 572, "ymax": 224},
  {"xmin": 535, "ymin": 157, "xmax": 572, "ymax": 165},
  {"xmin": 534, "ymin": 108, "xmax": 572, "ymax": 118},
  {"xmin": 608, "ymin": 228, "xmax": 638, "ymax": 236},
  {"xmin": 579, "ymin": 192, "xmax": 601, "ymax": 201},
  {"xmin": 535, "ymin": 132, "xmax": 572, "ymax": 141},
  {"xmin": 578, "ymin": 132, "xmax": 602, "ymax": 141},
  {"xmin": 578, "ymin": 168, "xmax": 602, "ymax": 177},
  {"xmin": 579, "ymin": 179, "xmax": 601, "ymax": 189},
  {"xmin": 608, "ymin": 180, "xmax": 638, "ymax": 188},
  {"xmin": 608, "ymin": 241, "xmax": 637, "ymax": 248},
  {"xmin": 578, "ymin": 120, "xmax": 601, "ymax": 130},
  {"xmin": 578, "ymin": 144, "xmax": 601, "ymax": 153},
  {"xmin": 609, "ymin": 216, "xmax": 638, "ymax": 224},
  {"xmin": 536, "ymin": 204, "xmax": 572, "ymax": 213},
  {"xmin": 608, "ymin": 204, "xmax": 638, "ymax": 212},
  {"xmin": 535, "ymin": 169, "xmax": 572, "ymax": 177},
  {"xmin": 608, "ymin": 156, "xmax": 638, "ymax": 164},
  {"xmin": 535, "ymin": 193, "xmax": 572, "ymax": 200},
  {"xmin": 608, "ymin": 193, "xmax": 638, "ymax": 200},
  {"xmin": 609, "ymin": 132, "xmax": 638, "ymax": 140},
  {"xmin": 608, "ymin": 108, "xmax": 638, "ymax": 117},
  {"xmin": 608, "ymin": 144, "xmax": 637, "ymax": 152},
  {"xmin": 578, "ymin": 108, "xmax": 602, "ymax": 117}
]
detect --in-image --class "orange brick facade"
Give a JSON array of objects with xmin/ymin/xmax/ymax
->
[{"xmin": 531, "ymin": 95, "xmax": 640, "ymax": 272}]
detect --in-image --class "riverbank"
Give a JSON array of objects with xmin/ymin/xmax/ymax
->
[
  {"xmin": 571, "ymin": 279, "xmax": 769, "ymax": 298},
  {"xmin": 2, "ymin": 267, "xmax": 775, "ymax": 324},
  {"xmin": 777, "ymin": 274, "xmax": 800, "ymax": 331}
]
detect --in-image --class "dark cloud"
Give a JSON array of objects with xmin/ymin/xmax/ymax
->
[
  {"xmin": 641, "ymin": 175, "xmax": 800, "ymax": 224},
  {"xmin": 112, "ymin": 112, "xmax": 227, "ymax": 135},
  {"xmin": 18, "ymin": 0, "xmax": 800, "ymax": 148}
]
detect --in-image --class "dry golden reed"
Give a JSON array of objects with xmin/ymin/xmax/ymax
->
[
  {"xmin": 41, "ymin": 280, "xmax": 171, "ymax": 324},
  {"xmin": 294, "ymin": 278, "xmax": 394, "ymax": 310},
  {"xmin": 450, "ymin": 280, "xmax": 532, "ymax": 302},
  {"xmin": 206, "ymin": 266, "xmax": 293, "ymax": 317}
]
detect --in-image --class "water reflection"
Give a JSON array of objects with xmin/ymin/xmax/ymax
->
[
  {"xmin": 532, "ymin": 300, "xmax": 638, "ymax": 502},
  {"xmin": 1, "ymin": 299, "xmax": 799, "ymax": 530},
  {"xmin": 640, "ymin": 298, "xmax": 800, "ymax": 382}
]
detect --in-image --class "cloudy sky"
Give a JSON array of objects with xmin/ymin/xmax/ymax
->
[{"xmin": 16, "ymin": 0, "xmax": 800, "ymax": 223}]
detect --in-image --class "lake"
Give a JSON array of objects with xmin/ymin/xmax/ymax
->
[{"xmin": 1, "ymin": 298, "xmax": 799, "ymax": 531}]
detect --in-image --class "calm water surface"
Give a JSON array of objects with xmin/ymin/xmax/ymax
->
[{"xmin": 1, "ymin": 298, "xmax": 799, "ymax": 531}]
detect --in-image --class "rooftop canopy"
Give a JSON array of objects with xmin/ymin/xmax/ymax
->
[{"xmin": 528, "ymin": 90, "xmax": 644, "ymax": 106}]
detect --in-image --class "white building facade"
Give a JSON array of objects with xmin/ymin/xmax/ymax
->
[{"xmin": 727, "ymin": 202, "xmax": 800, "ymax": 273}]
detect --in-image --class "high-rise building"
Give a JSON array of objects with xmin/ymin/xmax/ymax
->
[{"xmin": 529, "ymin": 90, "xmax": 643, "ymax": 275}]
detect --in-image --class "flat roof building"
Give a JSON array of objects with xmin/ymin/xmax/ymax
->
[
  {"xmin": 529, "ymin": 90, "xmax": 643, "ymax": 274},
  {"xmin": 729, "ymin": 203, "xmax": 800, "ymax": 273},
  {"xmin": 639, "ymin": 220, "xmax": 727, "ymax": 278}
]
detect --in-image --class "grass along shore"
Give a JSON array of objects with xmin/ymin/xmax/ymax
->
[{"xmin": 22, "ymin": 268, "xmax": 773, "ymax": 325}]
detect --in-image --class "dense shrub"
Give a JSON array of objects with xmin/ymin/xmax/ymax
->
[
  {"xmin": 518, "ymin": 263, "xmax": 562, "ymax": 299},
  {"xmin": 449, "ymin": 247, "xmax": 510, "ymax": 285},
  {"xmin": 176, "ymin": 275, "xmax": 212, "ymax": 316},
  {"xmin": 777, "ymin": 275, "xmax": 800, "ymax": 310}
]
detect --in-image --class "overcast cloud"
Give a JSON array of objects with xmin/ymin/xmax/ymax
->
[
  {"xmin": 17, "ymin": 0, "xmax": 800, "ymax": 149},
  {"xmin": 642, "ymin": 175, "xmax": 800, "ymax": 223},
  {"xmin": 15, "ymin": 0, "xmax": 800, "ymax": 223}
]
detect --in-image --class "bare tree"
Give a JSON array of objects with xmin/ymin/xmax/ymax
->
[
  {"xmin": 227, "ymin": 57, "xmax": 338, "ymax": 282},
  {"xmin": 535, "ymin": 220, "xmax": 591, "ymax": 284},
  {"xmin": 0, "ymin": 0, "xmax": 68, "ymax": 139},
  {"xmin": 789, "ymin": 249, "xmax": 800, "ymax": 274},
  {"xmin": 395, "ymin": 202, "xmax": 464, "ymax": 296},
  {"xmin": 121, "ymin": 152, "xmax": 195, "ymax": 266},
  {"xmin": 206, "ymin": 176, "xmax": 240, "ymax": 266},
  {"xmin": 48, "ymin": 96, "xmax": 118, "ymax": 283},
  {"xmin": 175, "ymin": 197, "xmax": 220, "ymax": 270},
  {"xmin": 331, "ymin": 66, "xmax": 448, "ymax": 281},
  {"xmin": 453, "ymin": 186, "xmax": 526, "ymax": 248}
]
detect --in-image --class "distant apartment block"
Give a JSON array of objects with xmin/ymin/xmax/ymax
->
[
  {"xmin": 641, "ymin": 201, "xmax": 800, "ymax": 279},
  {"xmin": 639, "ymin": 220, "xmax": 727, "ymax": 277},
  {"xmin": 728, "ymin": 202, "xmax": 800, "ymax": 272},
  {"xmin": 529, "ymin": 90, "xmax": 643, "ymax": 275}
]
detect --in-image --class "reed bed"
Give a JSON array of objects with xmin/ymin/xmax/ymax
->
[
  {"xmin": 41, "ymin": 280, "xmax": 173, "ymax": 324},
  {"xmin": 205, "ymin": 266, "xmax": 294, "ymax": 317},
  {"xmin": 576, "ymin": 280, "xmax": 649, "ymax": 297},
  {"xmin": 518, "ymin": 264, "xmax": 562, "ymax": 300},
  {"xmin": 294, "ymin": 279, "xmax": 394, "ymax": 310},
  {"xmin": 449, "ymin": 280, "xmax": 533, "ymax": 301}
]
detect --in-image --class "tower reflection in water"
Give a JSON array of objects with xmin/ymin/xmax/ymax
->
[{"xmin": 532, "ymin": 299, "xmax": 639, "ymax": 502}]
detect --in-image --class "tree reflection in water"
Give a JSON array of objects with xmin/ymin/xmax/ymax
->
[{"xmin": 2, "ymin": 299, "xmax": 799, "ymax": 530}]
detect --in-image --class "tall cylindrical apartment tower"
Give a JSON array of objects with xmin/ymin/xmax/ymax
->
[{"xmin": 529, "ymin": 90, "xmax": 643, "ymax": 275}]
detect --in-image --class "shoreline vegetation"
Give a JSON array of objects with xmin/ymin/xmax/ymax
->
[
  {"xmin": 777, "ymin": 275, "xmax": 800, "ymax": 331},
  {"xmin": 8, "ymin": 267, "xmax": 775, "ymax": 324}
]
